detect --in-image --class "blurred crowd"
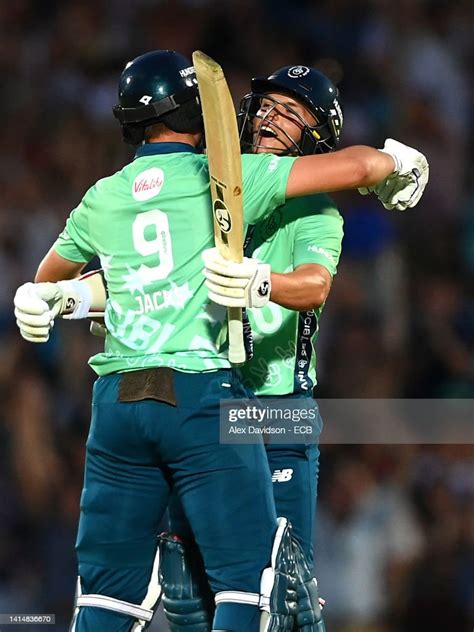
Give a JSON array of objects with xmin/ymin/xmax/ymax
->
[{"xmin": 0, "ymin": 1, "xmax": 472, "ymax": 630}]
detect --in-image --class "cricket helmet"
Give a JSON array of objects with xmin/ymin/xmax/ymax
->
[
  {"xmin": 239, "ymin": 65, "xmax": 343, "ymax": 155},
  {"xmin": 113, "ymin": 50, "xmax": 202, "ymax": 145}
]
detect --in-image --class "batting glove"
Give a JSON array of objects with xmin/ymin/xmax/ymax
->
[
  {"xmin": 202, "ymin": 247, "xmax": 271, "ymax": 308},
  {"xmin": 14, "ymin": 280, "xmax": 93, "ymax": 343},
  {"xmin": 359, "ymin": 138, "xmax": 429, "ymax": 210}
]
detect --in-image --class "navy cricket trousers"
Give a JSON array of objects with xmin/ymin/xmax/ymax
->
[{"xmin": 73, "ymin": 369, "xmax": 277, "ymax": 631}]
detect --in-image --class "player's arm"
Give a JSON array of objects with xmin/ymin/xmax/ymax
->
[
  {"xmin": 204, "ymin": 199, "xmax": 343, "ymax": 311},
  {"xmin": 35, "ymin": 247, "xmax": 86, "ymax": 283},
  {"xmin": 243, "ymin": 139, "xmax": 429, "ymax": 225},
  {"xmin": 35, "ymin": 247, "xmax": 86, "ymax": 282},
  {"xmin": 202, "ymin": 254, "xmax": 332, "ymax": 311},
  {"xmin": 270, "ymin": 264, "xmax": 331, "ymax": 311},
  {"xmin": 287, "ymin": 145, "xmax": 394, "ymax": 196},
  {"xmin": 270, "ymin": 205, "xmax": 342, "ymax": 310},
  {"xmin": 14, "ymin": 267, "xmax": 107, "ymax": 343},
  {"xmin": 287, "ymin": 139, "xmax": 429, "ymax": 211}
]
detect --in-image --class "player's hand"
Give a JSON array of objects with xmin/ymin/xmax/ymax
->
[
  {"xmin": 14, "ymin": 280, "xmax": 89, "ymax": 343},
  {"xmin": 14, "ymin": 282, "xmax": 69, "ymax": 342},
  {"xmin": 202, "ymin": 247, "xmax": 271, "ymax": 308},
  {"xmin": 359, "ymin": 138, "xmax": 429, "ymax": 210}
]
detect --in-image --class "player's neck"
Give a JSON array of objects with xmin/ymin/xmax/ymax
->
[{"xmin": 147, "ymin": 131, "xmax": 201, "ymax": 147}]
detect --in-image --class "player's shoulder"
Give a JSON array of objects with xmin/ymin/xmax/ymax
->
[
  {"xmin": 81, "ymin": 156, "xmax": 166, "ymax": 200},
  {"xmin": 242, "ymin": 153, "xmax": 295, "ymax": 170},
  {"xmin": 129, "ymin": 152, "xmax": 208, "ymax": 183},
  {"xmin": 82, "ymin": 167, "xmax": 128, "ymax": 204},
  {"xmin": 241, "ymin": 153, "xmax": 295, "ymax": 179}
]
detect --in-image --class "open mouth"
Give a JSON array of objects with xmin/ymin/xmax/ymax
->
[{"xmin": 258, "ymin": 125, "xmax": 278, "ymax": 139}]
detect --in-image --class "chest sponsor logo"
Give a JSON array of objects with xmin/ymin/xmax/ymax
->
[{"xmin": 132, "ymin": 168, "xmax": 165, "ymax": 201}]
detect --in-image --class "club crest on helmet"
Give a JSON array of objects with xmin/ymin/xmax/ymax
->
[{"xmin": 287, "ymin": 66, "xmax": 310, "ymax": 78}]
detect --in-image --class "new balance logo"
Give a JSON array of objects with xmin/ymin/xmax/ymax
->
[{"xmin": 272, "ymin": 468, "xmax": 293, "ymax": 483}]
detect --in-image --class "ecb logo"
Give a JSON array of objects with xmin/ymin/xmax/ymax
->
[{"xmin": 288, "ymin": 66, "xmax": 310, "ymax": 78}]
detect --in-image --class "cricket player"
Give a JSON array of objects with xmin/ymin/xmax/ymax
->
[
  {"xmin": 161, "ymin": 65, "xmax": 345, "ymax": 632},
  {"xmin": 13, "ymin": 50, "xmax": 428, "ymax": 632},
  {"xmin": 157, "ymin": 66, "xmax": 402, "ymax": 632}
]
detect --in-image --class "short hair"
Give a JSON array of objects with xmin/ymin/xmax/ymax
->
[{"xmin": 144, "ymin": 122, "xmax": 168, "ymax": 142}]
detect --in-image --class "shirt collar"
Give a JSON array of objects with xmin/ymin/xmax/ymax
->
[{"xmin": 134, "ymin": 142, "xmax": 199, "ymax": 159}]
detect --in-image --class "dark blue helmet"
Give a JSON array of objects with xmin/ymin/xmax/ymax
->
[
  {"xmin": 113, "ymin": 50, "xmax": 202, "ymax": 145},
  {"xmin": 239, "ymin": 65, "xmax": 343, "ymax": 155}
]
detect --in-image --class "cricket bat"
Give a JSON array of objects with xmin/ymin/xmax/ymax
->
[{"xmin": 193, "ymin": 50, "xmax": 246, "ymax": 365}]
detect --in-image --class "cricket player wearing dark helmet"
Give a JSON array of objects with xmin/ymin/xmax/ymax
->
[
  {"xmin": 239, "ymin": 65, "xmax": 343, "ymax": 156},
  {"xmin": 113, "ymin": 50, "xmax": 203, "ymax": 145}
]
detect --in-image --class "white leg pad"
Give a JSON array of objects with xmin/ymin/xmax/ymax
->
[
  {"xmin": 215, "ymin": 591, "xmax": 261, "ymax": 607},
  {"xmin": 214, "ymin": 518, "xmax": 296, "ymax": 632},
  {"xmin": 72, "ymin": 544, "xmax": 162, "ymax": 631},
  {"xmin": 76, "ymin": 594, "xmax": 154, "ymax": 622}
]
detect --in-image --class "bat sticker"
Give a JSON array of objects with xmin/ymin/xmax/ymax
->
[
  {"xmin": 213, "ymin": 179, "xmax": 232, "ymax": 233},
  {"xmin": 213, "ymin": 199, "xmax": 232, "ymax": 233}
]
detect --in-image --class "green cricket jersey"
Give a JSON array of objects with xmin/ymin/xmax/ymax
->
[
  {"xmin": 53, "ymin": 143, "xmax": 296, "ymax": 375},
  {"xmin": 240, "ymin": 194, "xmax": 343, "ymax": 396}
]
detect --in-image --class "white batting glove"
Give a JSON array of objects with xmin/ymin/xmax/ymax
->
[
  {"xmin": 359, "ymin": 138, "xmax": 429, "ymax": 210},
  {"xmin": 14, "ymin": 280, "xmax": 92, "ymax": 343},
  {"xmin": 202, "ymin": 247, "xmax": 271, "ymax": 308}
]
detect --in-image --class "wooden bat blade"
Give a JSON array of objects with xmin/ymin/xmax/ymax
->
[
  {"xmin": 193, "ymin": 50, "xmax": 244, "ymax": 263},
  {"xmin": 193, "ymin": 50, "xmax": 245, "ymax": 364}
]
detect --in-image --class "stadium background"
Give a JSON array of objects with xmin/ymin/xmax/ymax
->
[{"xmin": 0, "ymin": 1, "xmax": 472, "ymax": 630}]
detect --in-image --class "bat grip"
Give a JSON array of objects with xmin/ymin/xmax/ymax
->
[{"xmin": 227, "ymin": 306, "xmax": 246, "ymax": 365}]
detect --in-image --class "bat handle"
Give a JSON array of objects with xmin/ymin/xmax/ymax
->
[{"xmin": 227, "ymin": 306, "xmax": 246, "ymax": 365}]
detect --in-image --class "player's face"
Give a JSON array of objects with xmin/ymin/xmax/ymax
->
[{"xmin": 252, "ymin": 92, "xmax": 317, "ymax": 155}]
